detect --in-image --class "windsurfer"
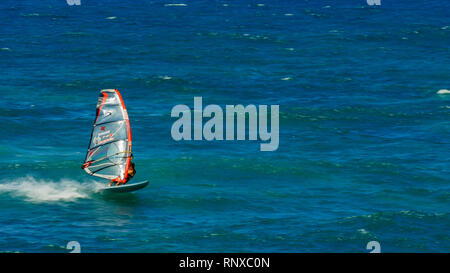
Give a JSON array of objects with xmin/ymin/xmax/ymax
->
[{"xmin": 109, "ymin": 161, "xmax": 136, "ymax": 186}]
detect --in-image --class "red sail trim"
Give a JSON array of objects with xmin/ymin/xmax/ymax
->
[
  {"xmin": 114, "ymin": 89, "xmax": 132, "ymax": 182},
  {"xmin": 82, "ymin": 161, "xmax": 92, "ymax": 169}
]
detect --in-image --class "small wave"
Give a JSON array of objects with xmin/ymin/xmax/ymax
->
[
  {"xmin": 20, "ymin": 13, "xmax": 68, "ymax": 19},
  {"xmin": 437, "ymin": 89, "xmax": 450, "ymax": 95},
  {"xmin": 62, "ymin": 32, "xmax": 92, "ymax": 37},
  {"xmin": 357, "ymin": 228, "xmax": 369, "ymax": 235},
  {"xmin": 21, "ymin": 13, "xmax": 40, "ymax": 17},
  {"xmin": 164, "ymin": 3, "xmax": 187, "ymax": 7},
  {"xmin": 0, "ymin": 176, "xmax": 103, "ymax": 203}
]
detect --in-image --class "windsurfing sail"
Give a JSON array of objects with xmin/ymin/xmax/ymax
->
[{"xmin": 82, "ymin": 89, "xmax": 132, "ymax": 181}]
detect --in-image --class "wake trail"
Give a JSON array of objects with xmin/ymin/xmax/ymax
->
[{"xmin": 0, "ymin": 176, "xmax": 104, "ymax": 203}]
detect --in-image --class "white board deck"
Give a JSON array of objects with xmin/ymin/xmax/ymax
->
[{"xmin": 98, "ymin": 180, "xmax": 149, "ymax": 193}]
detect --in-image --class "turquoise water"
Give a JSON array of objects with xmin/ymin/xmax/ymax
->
[{"xmin": 0, "ymin": 0, "xmax": 449, "ymax": 252}]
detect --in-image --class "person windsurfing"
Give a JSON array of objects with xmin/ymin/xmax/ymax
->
[
  {"xmin": 82, "ymin": 89, "xmax": 136, "ymax": 187},
  {"xmin": 109, "ymin": 161, "xmax": 136, "ymax": 186}
]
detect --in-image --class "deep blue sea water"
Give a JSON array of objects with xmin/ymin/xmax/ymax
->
[{"xmin": 0, "ymin": 0, "xmax": 449, "ymax": 252}]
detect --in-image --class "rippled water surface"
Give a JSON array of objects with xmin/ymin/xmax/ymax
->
[{"xmin": 0, "ymin": 0, "xmax": 449, "ymax": 252}]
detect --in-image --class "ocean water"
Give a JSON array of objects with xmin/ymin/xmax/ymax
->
[{"xmin": 0, "ymin": 0, "xmax": 449, "ymax": 252}]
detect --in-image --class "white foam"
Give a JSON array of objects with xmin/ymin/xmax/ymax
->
[
  {"xmin": 22, "ymin": 13, "xmax": 40, "ymax": 17},
  {"xmin": 0, "ymin": 176, "xmax": 103, "ymax": 203},
  {"xmin": 437, "ymin": 89, "xmax": 450, "ymax": 94},
  {"xmin": 164, "ymin": 3, "xmax": 187, "ymax": 7},
  {"xmin": 358, "ymin": 228, "xmax": 369, "ymax": 234}
]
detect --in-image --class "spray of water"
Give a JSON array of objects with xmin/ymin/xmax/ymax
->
[{"xmin": 0, "ymin": 176, "xmax": 104, "ymax": 203}]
